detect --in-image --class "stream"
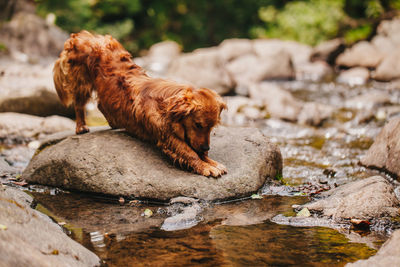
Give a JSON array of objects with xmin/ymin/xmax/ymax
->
[{"xmin": 3, "ymin": 79, "xmax": 400, "ymax": 266}]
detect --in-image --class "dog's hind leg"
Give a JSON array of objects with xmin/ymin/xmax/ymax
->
[
  {"xmin": 73, "ymin": 78, "xmax": 94, "ymax": 134},
  {"xmin": 74, "ymin": 92, "xmax": 91, "ymax": 134}
]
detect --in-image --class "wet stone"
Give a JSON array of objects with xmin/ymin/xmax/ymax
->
[
  {"xmin": 0, "ymin": 186, "xmax": 101, "ymax": 267},
  {"xmin": 22, "ymin": 126, "xmax": 282, "ymax": 201}
]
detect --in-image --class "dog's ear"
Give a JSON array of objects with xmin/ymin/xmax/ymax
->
[
  {"xmin": 217, "ymin": 95, "xmax": 227, "ymax": 114},
  {"xmin": 166, "ymin": 89, "xmax": 196, "ymax": 121}
]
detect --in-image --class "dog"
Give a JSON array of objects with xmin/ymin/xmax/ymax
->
[{"xmin": 53, "ymin": 31, "xmax": 227, "ymax": 177}]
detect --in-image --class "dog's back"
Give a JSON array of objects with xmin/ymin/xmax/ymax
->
[{"xmin": 53, "ymin": 31, "xmax": 140, "ymax": 107}]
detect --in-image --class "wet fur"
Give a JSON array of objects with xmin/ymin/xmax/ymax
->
[{"xmin": 53, "ymin": 31, "xmax": 227, "ymax": 177}]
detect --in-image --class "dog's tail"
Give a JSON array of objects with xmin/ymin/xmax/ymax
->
[{"xmin": 53, "ymin": 31, "xmax": 99, "ymax": 107}]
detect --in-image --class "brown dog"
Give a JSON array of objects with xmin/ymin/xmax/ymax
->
[{"xmin": 53, "ymin": 31, "xmax": 227, "ymax": 177}]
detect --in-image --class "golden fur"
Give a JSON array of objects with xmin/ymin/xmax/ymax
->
[{"xmin": 53, "ymin": 31, "xmax": 227, "ymax": 177}]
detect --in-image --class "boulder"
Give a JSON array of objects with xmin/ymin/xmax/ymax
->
[
  {"xmin": 297, "ymin": 102, "xmax": 334, "ymax": 127},
  {"xmin": 295, "ymin": 61, "xmax": 332, "ymax": 81},
  {"xmin": 337, "ymin": 67, "xmax": 370, "ymax": 86},
  {"xmin": 0, "ymin": 186, "xmax": 100, "ymax": 266},
  {"xmin": 361, "ymin": 118, "xmax": 400, "ymax": 178},
  {"xmin": 249, "ymin": 83, "xmax": 302, "ymax": 122},
  {"xmin": 0, "ymin": 12, "xmax": 67, "ymax": 60},
  {"xmin": 0, "ymin": 59, "xmax": 74, "ymax": 117},
  {"xmin": 0, "ymin": 112, "xmax": 75, "ymax": 143},
  {"xmin": 372, "ymin": 50, "xmax": 400, "ymax": 81},
  {"xmin": 347, "ymin": 229, "xmax": 400, "ymax": 267},
  {"xmin": 22, "ymin": 126, "xmax": 282, "ymax": 201},
  {"xmin": 310, "ymin": 38, "xmax": 345, "ymax": 65},
  {"xmin": 253, "ymin": 39, "xmax": 312, "ymax": 68},
  {"xmin": 371, "ymin": 36, "xmax": 397, "ymax": 56},
  {"xmin": 218, "ymin": 38, "xmax": 254, "ymax": 63},
  {"xmin": 336, "ymin": 41, "xmax": 383, "ymax": 68},
  {"xmin": 301, "ymin": 176, "xmax": 399, "ymax": 221},
  {"xmin": 376, "ymin": 18, "xmax": 400, "ymax": 45},
  {"xmin": 144, "ymin": 41, "xmax": 181, "ymax": 75},
  {"xmin": 167, "ymin": 47, "xmax": 234, "ymax": 95},
  {"xmin": 221, "ymin": 96, "xmax": 265, "ymax": 126},
  {"xmin": 226, "ymin": 51, "xmax": 294, "ymax": 86}
]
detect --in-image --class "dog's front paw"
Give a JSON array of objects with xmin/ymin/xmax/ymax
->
[
  {"xmin": 197, "ymin": 162, "xmax": 224, "ymax": 178},
  {"xmin": 203, "ymin": 157, "xmax": 227, "ymax": 175},
  {"xmin": 76, "ymin": 125, "xmax": 90, "ymax": 134}
]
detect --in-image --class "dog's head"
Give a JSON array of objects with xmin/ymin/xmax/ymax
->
[{"xmin": 167, "ymin": 87, "xmax": 227, "ymax": 157}]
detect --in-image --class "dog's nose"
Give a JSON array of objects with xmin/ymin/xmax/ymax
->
[{"xmin": 200, "ymin": 144, "xmax": 210, "ymax": 152}]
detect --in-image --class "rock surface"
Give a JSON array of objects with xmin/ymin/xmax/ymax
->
[
  {"xmin": 167, "ymin": 47, "xmax": 234, "ymax": 95},
  {"xmin": 336, "ymin": 41, "xmax": 383, "ymax": 68},
  {"xmin": 0, "ymin": 186, "xmax": 100, "ymax": 267},
  {"xmin": 0, "ymin": 59, "xmax": 74, "ymax": 117},
  {"xmin": 347, "ymin": 229, "xmax": 400, "ymax": 267},
  {"xmin": 361, "ymin": 118, "xmax": 400, "ymax": 178},
  {"xmin": 22, "ymin": 126, "xmax": 282, "ymax": 201},
  {"xmin": 0, "ymin": 112, "xmax": 75, "ymax": 143},
  {"xmin": 0, "ymin": 12, "xmax": 67, "ymax": 59},
  {"xmin": 302, "ymin": 176, "xmax": 399, "ymax": 220}
]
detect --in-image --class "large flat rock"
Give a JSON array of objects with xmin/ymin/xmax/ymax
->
[
  {"xmin": 0, "ymin": 186, "xmax": 100, "ymax": 267},
  {"xmin": 22, "ymin": 126, "xmax": 282, "ymax": 201}
]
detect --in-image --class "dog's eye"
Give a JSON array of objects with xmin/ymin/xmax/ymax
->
[{"xmin": 195, "ymin": 122, "xmax": 203, "ymax": 129}]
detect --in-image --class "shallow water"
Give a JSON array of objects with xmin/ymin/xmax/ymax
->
[
  {"xmin": 4, "ymin": 80, "xmax": 400, "ymax": 265},
  {"xmin": 30, "ymin": 191, "xmax": 383, "ymax": 266}
]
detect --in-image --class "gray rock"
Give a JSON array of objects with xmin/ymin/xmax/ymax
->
[
  {"xmin": 249, "ymin": 83, "xmax": 302, "ymax": 122},
  {"xmin": 347, "ymin": 229, "xmax": 400, "ymax": 267},
  {"xmin": 253, "ymin": 39, "xmax": 312, "ymax": 68},
  {"xmin": 337, "ymin": 67, "xmax": 370, "ymax": 86},
  {"xmin": 161, "ymin": 203, "xmax": 202, "ymax": 231},
  {"xmin": 0, "ymin": 186, "xmax": 100, "ymax": 267},
  {"xmin": 226, "ymin": 51, "xmax": 294, "ymax": 85},
  {"xmin": 295, "ymin": 61, "xmax": 332, "ymax": 81},
  {"xmin": 218, "ymin": 38, "xmax": 254, "ymax": 63},
  {"xmin": 22, "ymin": 126, "xmax": 282, "ymax": 201},
  {"xmin": 0, "ymin": 157, "xmax": 16, "ymax": 176},
  {"xmin": 371, "ymin": 35, "xmax": 397, "ymax": 56},
  {"xmin": 221, "ymin": 96, "xmax": 262, "ymax": 126},
  {"xmin": 0, "ymin": 112, "xmax": 75, "ymax": 143},
  {"xmin": 336, "ymin": 41, "xmax": 383, "ymax": 68},
  {"xmin": 302, "ymin": 176, "xmax": 399, "ymax": 221},
  {"xmin": 361, "ymin": 118, "xmax": 400, "ymax": 178},
  {"xmin": 0, "ymin": 59, "xmax": 74, "ymax": 117},
  {"xmin": 310, "ymin": 38, "xmax": 345, "ymax": 65},
  {"xmin": 145, "ymin": 41, "xmax": 181, "ymax": 75},
  {"xmin": 0, "ymin": 12, "xmax": 67, "ymax": 60},
  {"xmin": 376, "ymin": 18, "xmax": 400, "ymax": 45},
  {"xmin": 167, "ymin": 47, "xmax": 234, "ymax": 95},
  {"xmin": 297, "ymin": 102, "xmax": 334, "ymax": 126},
  {"xmin": 373, "ymin": 50, "xmax": 400, "ymax": 81}
]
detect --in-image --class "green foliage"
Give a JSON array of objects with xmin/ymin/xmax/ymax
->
[
  {"xmin": 35, "ymin": 0, "xmax": 400, "ymax": 54},
  {"xmin": 256, "ymin": 0, "xmax": 346, "ymax": 45},
  {"xmin": 0, "ymin": 43, "xmax": 7, "ymax": 52},
  {"xmin": 344, "ymin": 24, "xmax": 373, "ymax": 44}
]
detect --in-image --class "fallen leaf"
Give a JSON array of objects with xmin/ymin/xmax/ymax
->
[
  {"xmin": 296, "ymin": 208, "xmax": 311, "ymax": 217},
  {"xmin": 0, "ymin": 224, "xmax": 7, "ymax": 230},
  {"xmin": 118, "ymin": 197, "xmax": 125, "ymax": 205},
  {"xmin": 251, "ymin": 194, "xmax": 263, "ymax": 199},
  {"xmin": 58, "ymin": 222, "xmax": 66, "ymax": 226},
  {"xmin": 51, "ymin": 249, "xmax": 59, "ymax": 255},
  {"xmin": 143, "ymin": 209, "xmax": 153, "ymax": 217}
]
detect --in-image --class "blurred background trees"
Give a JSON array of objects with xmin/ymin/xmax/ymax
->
[{"xmin": 33, "ymin": 0, "xmax": 400, "ymax": 55}]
